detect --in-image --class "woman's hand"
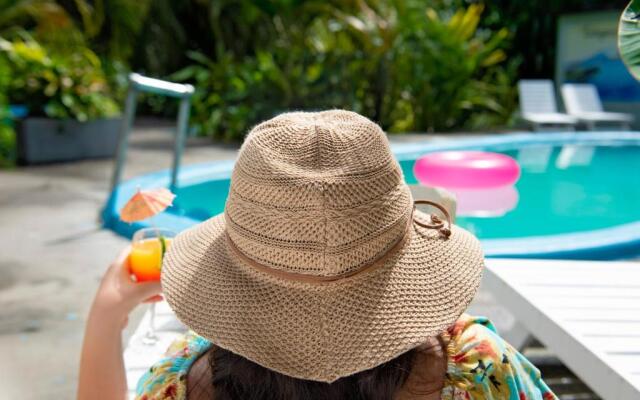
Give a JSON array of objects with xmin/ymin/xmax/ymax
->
[
  {"xmin": 92, "ymin": 246, "xmax": 163, "ymax": 328},
  {"xmin": 79, "ymin": 247, "xmax": 161, "ymax": 400}
]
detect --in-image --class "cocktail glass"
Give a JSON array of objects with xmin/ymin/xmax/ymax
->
[{"xmin": 130, "ymin": 228, "xmax": 175, "ymax": 345}]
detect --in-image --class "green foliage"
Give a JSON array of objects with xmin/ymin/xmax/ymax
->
[
  {"xmin": 0, "ymin": 0, "xmax": 71, "ymax": 35},
  {"xmin": 0, "ymin": 121, "xmax": 16, "ymax": 167},
  {"xmin": 166, "ymin": 1, "xmax": 516, "ymax": 139},
  {"xmin": 170, "ymin": 52, "xmax": 288, "ymax": 141},
  {"xmin": 0, "ymin": 32, "xmax": 120, "ymax": 121},
  {"xmin": 619, "ymin": 0, "xmax": 640, "ymax": 80},
  {"xmin": 0, "ymin": 0, "xmax": 519, "ymax": 147},
  {"xmin": 67, "ymin": 0, "xmax": 152, "ymax": 61},
  {"xmin": 371, "ymin": 3, "xmax": 515, "ymax": 132},
  {"xmin": 0, "ymin": 0, "xmax": 152, "ymax": 61},
  {"xmin": 0, "ymin": 0, "xmax": 150, "ymax": 122},
  {"xmin": 0, "ymin": 52, "xmax": 15, "ymax": 167},
  {"xmin": 0, "ymin": 1, "xmax": 148, "ymax": 166}
]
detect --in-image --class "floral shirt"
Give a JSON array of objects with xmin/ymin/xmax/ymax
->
[{"xmin": 136, "ymin": 315, "xmax": 557, "ymax": 400}]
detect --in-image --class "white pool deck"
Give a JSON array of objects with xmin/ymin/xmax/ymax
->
[{"xmin": 124, "ymin": 258, "xmax": 640, "ymax": 399}]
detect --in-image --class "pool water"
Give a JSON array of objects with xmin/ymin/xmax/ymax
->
[
  {"xmin": 401, "ymin": 144, "xmax": 640, "ymax": 239},
  {"xmin": 171, "ymin": 143, "xmax": 640, "ymax": 241},
  {"xmin": 173, "ymin": 177, "xmax": 230, "ymax": 221}
]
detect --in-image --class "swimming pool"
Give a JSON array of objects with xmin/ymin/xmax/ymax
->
[{"xmin": 103, "ymin": 131, "xmax": 640, "ymax": 260}]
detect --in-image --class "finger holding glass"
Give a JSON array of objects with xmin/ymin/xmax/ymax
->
[{"xmin": 130, "ymin": 228, "xmax": 175, "ymax": 344}]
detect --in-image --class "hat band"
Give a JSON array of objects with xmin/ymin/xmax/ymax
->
[{"xmin": 225, "ymin": 199, "xmax": 451, "ymax": 284}]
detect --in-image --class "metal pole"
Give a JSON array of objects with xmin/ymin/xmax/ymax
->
[
  {"xmin": 110, "ymin": 87, "xmax": 138, "ymax": 194},
  {"xmin": 108, "ymin": 73, "xmax": 193, "ymax": 199},
  {"xmin": 171, "ymin": 96, "xmax": 192, "ymax": 190}
]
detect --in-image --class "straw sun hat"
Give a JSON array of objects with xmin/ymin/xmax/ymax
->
[{"xmin": 162, "ymin": 110, "xmax": 484, "ymax": 383}]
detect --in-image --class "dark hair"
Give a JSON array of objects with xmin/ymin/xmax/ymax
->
[{"xmin": 187, "ymin": 340, "xmax": 445, "ymax": 400}]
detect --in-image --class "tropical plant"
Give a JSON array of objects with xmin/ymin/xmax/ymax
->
[
  {"xmin": 0, "ymin": 123, "xmax": 15, "ymax": 167},
  {"xmin": 0, "ymin": 1, "xmax": 132, "ymax": 167},
  {"xmin": 168, "ymin": 1, "xmax": 515, "ymax": 139},
  {"xmin": 0, "ymin": 0, "xmax": 152, "ymax": 61},
  {"xmin": 0, "ymin": 31, "xmax": 120, "ymax": 121},
  {"xmin": 0, "ymin": 0, "xmax": 519, "ymax": 145},
  {"xmin": 65, "ymin": 0, "xmax": 152, "ymax": 61},
  {"xmin": 344, "ymin": 2, "xmax": 515, "ymax": 132},
  {"xmin": 0, "ymin": 0, "xmax": 70, "ymax": 34},
  {"xmin": 0, "ymin": 54, "xmax": 15, "ymax": 167},
  {"xmin": 0, "ymin": 116, "xmax": 15, "ymax": 167},
  {"xmin": 164, "ymin": 1, "xmax": 368, "ymax": 139},
  {"xmin": 619, "ymin": 0, "xmax": 640, "ymax": 80}
]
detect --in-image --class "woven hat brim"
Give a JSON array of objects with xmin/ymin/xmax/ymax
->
[{"xmin": 161, "ymin": 210, "xmax": 484, "ymax": 383}]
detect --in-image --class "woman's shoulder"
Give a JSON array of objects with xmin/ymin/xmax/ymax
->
[
  {"xmin": 135, "ymin": 331, "xmax": 212, "ymax": 400},
  {"xmin": 442, "ymin": 314, "xmax": 557, "ymax": 400}
]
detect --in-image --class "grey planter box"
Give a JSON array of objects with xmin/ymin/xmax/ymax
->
[{"xmin": 18, "ymin": 117, "xmax": 121, "ymax": 164}]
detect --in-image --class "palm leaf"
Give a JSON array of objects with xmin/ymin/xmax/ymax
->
[{"xmin": 619, "ymin": 0, "xmax": 640, "ymax": 80}]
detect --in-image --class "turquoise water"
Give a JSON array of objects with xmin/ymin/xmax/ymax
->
[{"xmin": 171, "ymin": 143, "xmax": 640, "ymax": 240}]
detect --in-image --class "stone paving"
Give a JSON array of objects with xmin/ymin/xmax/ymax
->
[{"xmin": 0, "ymin": 122, "xmax": 514, "ymax": 399}]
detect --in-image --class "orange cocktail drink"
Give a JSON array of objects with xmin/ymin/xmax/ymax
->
[
  {"xmin": 130, "ymin": 237, "xmax": 173, "ymax": 282},
  {"xmin": 130, "ymin": 228, "xmax": 176, "ymax": 282}
]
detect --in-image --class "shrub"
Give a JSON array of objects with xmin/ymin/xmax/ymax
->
[
  {"xmin": 0, "ymin": 119, "xmax": 15, "ymax": 168},
  {"xmin": 0, "ymin": 1, "xmax": 126, "ymax": 167},
  {"xmin": 0, "ymin": 54, "xmax": 14, "ymax": 167},
  {"xmin": 0, "ymin": 32, "xmax": 120, "ymax": 121},
  {"xmin": 387, "ymin": 5, "xmax": 514, "ymax": 131},
  {"xmin": 0, "ymin": 0, "xmax": 518, "ymax": 147},
  {"xmin": 167, "ymin": 1, "xmax": 516, "ymax": 140}
]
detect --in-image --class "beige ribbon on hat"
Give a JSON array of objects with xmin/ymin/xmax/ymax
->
[{"xmin": 225, "ymin": 199, "xmax": 452, "ymax": 284}]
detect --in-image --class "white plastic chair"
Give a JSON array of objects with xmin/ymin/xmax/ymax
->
[
  {"xmin": 517, "ymin": 80, "xmax": 577, "ymax": 131},
  {"xmin": 561, "ymin": 83, "xmax": 634, "ymax": 130}
]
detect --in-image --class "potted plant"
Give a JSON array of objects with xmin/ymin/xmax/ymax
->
[{"xmin": 0, "ymin": 33, "xmax": 121, "ymax": 164}]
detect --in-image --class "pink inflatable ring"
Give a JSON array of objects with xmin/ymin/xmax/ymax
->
[{"xmin": 414, "ymin": 151, "xmax": 520, "ymax": 189}]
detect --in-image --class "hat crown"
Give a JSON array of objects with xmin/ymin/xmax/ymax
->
[{"xmin": 224, "ymin": 110, "xmax": 413, "ymax": 277}]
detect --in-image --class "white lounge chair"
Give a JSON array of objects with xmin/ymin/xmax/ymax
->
[
  {"xmin": 518, "ymin": 80, "xmax": 577, "ymax": 131},
  {"xmin": 484, "ymin": 258, "xmax": 640, "ymax": 400},
  {"xmin": 561, "ymin": 83, "xmax": 634, "ymax": 130}
]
